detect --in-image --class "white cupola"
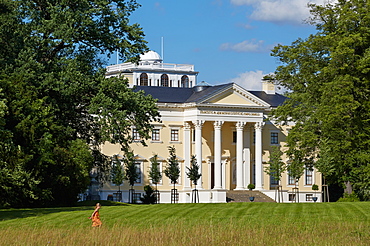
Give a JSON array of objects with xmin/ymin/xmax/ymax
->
[{"xmin": 139, "ymin": 51, "xmax": 163, "ymax": 65}]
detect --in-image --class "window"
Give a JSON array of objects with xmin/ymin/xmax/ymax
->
[
  {"xmin": 270, "ymin": 173, "xmax": 279, "ymax": 185},
  {"xmin": 181, "ymin": 75, "xmax": 189, "ymax": 87},
  {"xmin": 305, "ymin": 166, "xmax": 313, "ymax": 185},
  {"xmin": 161, "ymin": 74, "xmax": 169, "ymax": 87},
  {"xmin": 171, "ymin": 129, "xmax": 179, "ymax": 142},
  {"xmin": 140, "ymin": 73, "xmax": 148, "ymax": 86},
  {"xmin": 232, "ymin": 131, "xmax": 236, "ymax": 143},
  {"xmin": 271, "ymin": 132, "xmax": 278, "ymax": 144},
  {"xmin": 152, "ymin": 129, "xmax": 160, "ymax": 141},
  {"xmin": 132, "ymin": 129, "xmax": 140, "ymax": 141},
  {"xmin": 289, "ymin": 194, "xmax": 296, "ymax": 201},
  {"xmin": 135, "ymin": 163, "xmax": 141, "ymax": 184},
  {"xmin": 306, "ymin": 194, "xmax": 313, "ymax": 201},
  {"xmin": 288, "ymin": 173, "xmax": 296, "ymax": 185}
]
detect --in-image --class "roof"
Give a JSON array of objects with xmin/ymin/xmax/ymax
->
[{"xmin": 133, "ymin": 84, "xmax": 287, "ymax": 107}]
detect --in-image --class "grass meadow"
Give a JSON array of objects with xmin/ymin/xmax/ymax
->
[{"xmin": 0, "ymin": 202, "xmax": 369, "ymax": 246}]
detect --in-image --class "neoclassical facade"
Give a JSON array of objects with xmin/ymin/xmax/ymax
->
[{"xmin": 99, "ymin": 51, "xmax": 322, "ymax": 203}]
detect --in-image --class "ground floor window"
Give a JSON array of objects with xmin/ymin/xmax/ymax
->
[{"xmin": 306, "ymin": 194, "xmax": 313, "ymax": 201}]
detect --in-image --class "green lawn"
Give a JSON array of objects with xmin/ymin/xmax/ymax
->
[{"xmin": 0, "ymin": 202, "xmax": 369, "ymax": 245}]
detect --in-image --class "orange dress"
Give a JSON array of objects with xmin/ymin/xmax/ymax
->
[{"xmin": 91, "ymin": 210, "xmax": 102, "ymax": 227}]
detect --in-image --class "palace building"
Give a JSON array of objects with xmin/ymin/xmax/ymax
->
[{"xmin": 98, "ymin": 51, "xmax": 322, "ymax": 203}]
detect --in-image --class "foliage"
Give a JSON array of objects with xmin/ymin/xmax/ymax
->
[
  {"xmin": 247, "ymin": 184, "xmax": 255, "ymax": 190},
  {"xmin": 124, "ymin": 151, "xmax": 139, "ymax": 188},
  {"xmin": 110, "ymin": 156, "xmax": 124, "ymax": 191},
  {"xmin": 186, "ymin": 155, "xmax": 202, "ymax": 187},
  {"xmin": 0, "ymin": 0, "xmax": 160, "ymax": 207},
  {"xmin": 264, "ymin": 146, "xmax": 286, "ymax": 184},
  {"xmin": 270, "ymin": 0, "xmax": 370, "ymax": 199},
  {"xmin": 164, "ymin": 146, "xmax": 180, "ymax": 189},
  {"xmin": 312, "ymin": 184, "xmax": 319, "ymax": 191},
  {"xmin": 140, "ymin": 185, "xmax": 156, "ymax": 204},
  {"xmin": 148, "ymin": 154, "xmax": 161, "ymax": 186},
  {"xmin": 337, "ymin": 193, "xmax": 360, "ymax": 202}
]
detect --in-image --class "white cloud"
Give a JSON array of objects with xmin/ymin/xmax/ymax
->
[
  {"xmin": 230, "ymin": 70, "xmax": 265, "ymax": 90},
  {"xmin": 220, "ymin": 39, "xmax": 272, "ymax": 53},
  {"xmin": 230, "ymin": 70, "xmax": 287, "ymax": 93},
  {"xmin": 230, "ymin": 0, "xmax": 332, "ymax": 25}
]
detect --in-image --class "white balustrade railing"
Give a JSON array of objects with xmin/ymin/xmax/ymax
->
[{"xmin": 106, "ymin": 63, "xmax": 194, "ymax": 73}]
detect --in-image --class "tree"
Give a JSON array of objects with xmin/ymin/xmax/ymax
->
[
  {"xmin": 148, "ymin": 154, "xmax": 161, "ymax": 203},
  {"xmin": 270, "ymin": 0, "xmax": 370, "ymax": 200},
  {"xmin": 186, "ymin": 155, "xmax": 202, "ymax": 203},
  {"xmin": 0, "ymin": 0, "xmax": 160, "ymax": 207},
  {"xmin": 186, "ymin": 155, "xmax": 202, "ymax": 187},
  {"xmin": 124, "ymin": 151, "xmax": 139, "ymax": 203},
  {"xmin": 110, "ymin": 155, "xmax": 124, "ymax": 201},
  {"xmin": 148, "ymin": 154, "xmax": 162, "ymax": 191},
  {"xmin": 164, "ymin": 146, "xmax": 180, "ymax": 203},
  {"xmin": 264, "ymin": 146, "xmax": 286, "ymax": 202}
]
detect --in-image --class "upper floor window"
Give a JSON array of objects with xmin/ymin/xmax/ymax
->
[
  {"xmin": 171, "ymin": 129, "xmax": 179, "ymax": 142},
  {"xmin": 135, "ymin": 163, "xmax": 142, "ymax": 184},
  {"xmin": 305, "ymin": 166, "xmax": 313, "ymax": 185},
  {"xmin": 152, "ymin": 129, "xmax": 160, "ymax": 141},
  {"xmin": 132, "ymin": 129, "xmax": 140, "ymax": 141},
  {"xmin": 140, "ymin": 73, "xmax": 148, "ymax": 86},
  {"xmin": 288, "ymin": 172, "xmax": 296, "ymax": 186},
  {"xmin": 181, "ymin": 75, "xmax": 189, "ymax": 87},
  {"xmin": 271, "ymin": 132, "xmax": 278, "ymax": 144},
  {"xmin": 161, "ymin": 74, "xmax": 169, "ymax": 87}
]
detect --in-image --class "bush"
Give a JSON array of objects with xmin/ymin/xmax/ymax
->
[
  {"xmin": 337, "ymin": 193, "xmax": 360, "ymax": 202},
  {"xmin": 140, "ymin": 185, "xmax": 157, "ymax": 204},
  {"xmin": 247, "ymin": 184, "xmax": 255, "ymax": 190}
]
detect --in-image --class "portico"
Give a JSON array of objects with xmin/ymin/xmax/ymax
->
[{"xmin": 182, "ymin": 118, "xmax": 265, "ymax": 193}]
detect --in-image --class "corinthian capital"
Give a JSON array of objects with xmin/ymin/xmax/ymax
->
[
  {"xmin": 254, "ymin": 121, "xmax": 265, "ymax": 130},
  {"xmin": 192, "ymin": 120, "xmax": 205, "ymax": 128},
  {"xmin": 213, "ymin": 120, "xmax": 224, "ymax": 130}
]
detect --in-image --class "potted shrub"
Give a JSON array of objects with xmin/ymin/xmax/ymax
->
[
  {"xmin": 247, "ymin": 184, "xmax": 255, "ymax": 202},
  {"xmin": 312, "ymin": 184, "xmax": 319, "ymax": 202}
]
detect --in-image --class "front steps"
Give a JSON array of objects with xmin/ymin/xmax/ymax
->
[{"xmin": 226, "ymin": 190, "xmax": 276, "ymax": 203}]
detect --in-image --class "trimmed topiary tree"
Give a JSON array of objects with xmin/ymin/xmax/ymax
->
[
  {"xmin": 164, "ymin": 146, "xmax": 180, "ymax": 204},
  {"xmin": 148, "ymin": 154, "xmax": 161, "ymax": 203},
  {"xmin": 186, "ymin": 155, "xmax": 202, "ymax": 203}
]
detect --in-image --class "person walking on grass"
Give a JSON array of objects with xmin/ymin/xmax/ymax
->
[{"xmin": 89, "ymin": 203, "xmax": 102, "ymax": 227}]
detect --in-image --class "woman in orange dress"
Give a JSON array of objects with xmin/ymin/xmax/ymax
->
[{"xmin": 89, "ymin": 203, "xmax": 102, "ymax": 227}]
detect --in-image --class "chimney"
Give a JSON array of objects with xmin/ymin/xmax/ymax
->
[{"xmin": 262, "ymin": 79, "xmax": 275, "ymax": 94}]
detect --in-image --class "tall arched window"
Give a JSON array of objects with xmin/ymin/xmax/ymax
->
[
  {"xmin": 181, "ymin": 75, "xmax": 189, "ymax": 87},
  {"xmin": 140, "ymin": 73, "xmax": 148, "ymax": 86},
  {"xmin": 161, "ymin": 74, "xmax": 169, "ymax": 87}
]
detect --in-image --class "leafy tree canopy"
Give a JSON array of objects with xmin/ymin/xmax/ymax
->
[
  {"xmin": 270, "ymin": 0, "xmax": 370, "ymax": 200},
  {"xmin": 0, "ymin": 0, "xmax": 160, "ymax": 207}
]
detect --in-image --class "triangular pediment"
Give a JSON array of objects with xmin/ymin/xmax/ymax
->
[{"xmin": 199, "ymin": 83, "xmax": 270, "ymax": 107}]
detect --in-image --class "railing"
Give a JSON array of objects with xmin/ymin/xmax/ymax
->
[{"xmin": 106, "ymin": 62, "xmax": 194, "ymax": 73}]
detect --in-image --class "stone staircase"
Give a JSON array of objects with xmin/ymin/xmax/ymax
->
[{"xmin": 226, "ymin": 190, "xmax": 276, "ymax": 203}]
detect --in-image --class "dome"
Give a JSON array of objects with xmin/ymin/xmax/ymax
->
[{"xmin": 140, "ymin": 51, "xmax": 162, "ymax": 63}]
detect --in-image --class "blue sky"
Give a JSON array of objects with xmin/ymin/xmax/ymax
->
[{"xmin": 108, "ymin": 0, "xmax": 328, "ymax": 91}]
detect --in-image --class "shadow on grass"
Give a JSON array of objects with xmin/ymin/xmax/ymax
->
[{"xmin": 0, "ymin": 200, "xmax": 128, "ymax": 222}]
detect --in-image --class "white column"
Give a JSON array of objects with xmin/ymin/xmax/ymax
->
[
  {"xmin": 183, "ymin": 122, "xmax": 191, "ymax": 190},
  {"xmin": 255, "ymin": 121, "xmax": 264, "ymax": 190},
  {"xmin": 235, "ymin": 121, "xmax": 246, "ymax": 190},
  {"xmin": 213, "ymin": 121, "xmax": 224, "ymax": 189},
  {"xmin": 243, "ymin": 126, "xmax": 251, "ymax": 189},
  {"xmin": 193, "ymin": 120, "xmax": 204, "ymax": 189}
]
